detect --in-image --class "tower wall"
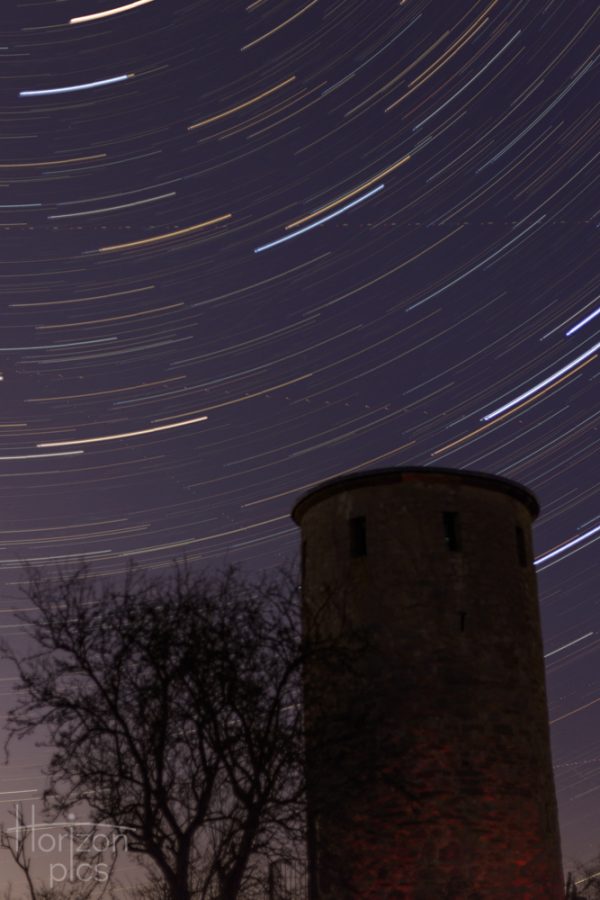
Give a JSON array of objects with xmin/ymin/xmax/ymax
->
[{"xmin": 292, "ymin": 468, "xmax": 564, "ymax": 900}]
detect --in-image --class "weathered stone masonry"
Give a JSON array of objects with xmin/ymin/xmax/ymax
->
[{"xmin": 292, "ymin": 467, "xmax": 564, "ymax": 900}]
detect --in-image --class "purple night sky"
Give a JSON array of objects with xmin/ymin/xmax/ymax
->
[{"xmin": 0, "ymin": 0, "xmax": 598, "ymax": 882}]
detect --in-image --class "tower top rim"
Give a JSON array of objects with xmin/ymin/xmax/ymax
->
[{"xmin": 291, "ymin": 466, "xmax": 540, "ymax": 524}]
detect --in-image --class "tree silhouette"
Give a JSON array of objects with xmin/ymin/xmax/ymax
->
[
  {"xmin": 565, "ymin": 866, "xmax": 600, "ymax": 899},
  {"xmin": 1, "ymin": 560, "xmax": 319, "ymax": 900}
]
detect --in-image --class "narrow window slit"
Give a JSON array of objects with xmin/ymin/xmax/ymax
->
[
  {"xmin": 349, "ymin": 516, "xmax": 367, "ymax": 558},
  {"xmin": 443, "ymin": 511, "xmax": 461, "ymax": 552},
  {"xmin": 459, "ymin": 611, "xmax": 467, "ymax": 632},
  {"xmin": 301, "ymin": 540, "xmax": 307, "ymax": 585},
  {"xmin": 516, "ymin": 526, "xmax": 528, "ymax": 567}
]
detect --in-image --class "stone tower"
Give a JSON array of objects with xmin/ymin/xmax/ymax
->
[{"xmin": 291, "ymin": 467, "xmax": 564, "ymax": 900}]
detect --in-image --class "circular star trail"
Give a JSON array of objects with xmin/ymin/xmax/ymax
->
[{"xmin": 0, "ymin": 0, "xmax": 598, "ymax": 877}]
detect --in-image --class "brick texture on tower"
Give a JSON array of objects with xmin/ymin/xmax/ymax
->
[{"xmin": 292, "ymin": 467, "xmax": 564, "ymax": 900}]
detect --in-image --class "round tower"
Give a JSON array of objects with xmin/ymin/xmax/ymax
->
[{"xmin": 292, "ymin": 467, "xmax": 564, "ymax": 900}]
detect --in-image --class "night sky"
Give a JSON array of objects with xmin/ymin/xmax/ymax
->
[{"xmin": 0, "ymin": 0, "xmax": 598, "ymax": 880}]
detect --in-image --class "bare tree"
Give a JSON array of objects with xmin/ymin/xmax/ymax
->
[
  {"xmin": 565, "ymin": 865, "xmax": 600, "ymax": 899},
  {"xmin": 1, "ymin": 564, "xmax": 314, "ymax": 900},
  {"xmin": 1, "ymin": 560, "xmax": 317, "ymax": 900}
]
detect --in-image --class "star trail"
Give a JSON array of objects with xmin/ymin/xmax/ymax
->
[{"xmin": 0, "ymin": 0, "xmax": 598, "ymax": 880}]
